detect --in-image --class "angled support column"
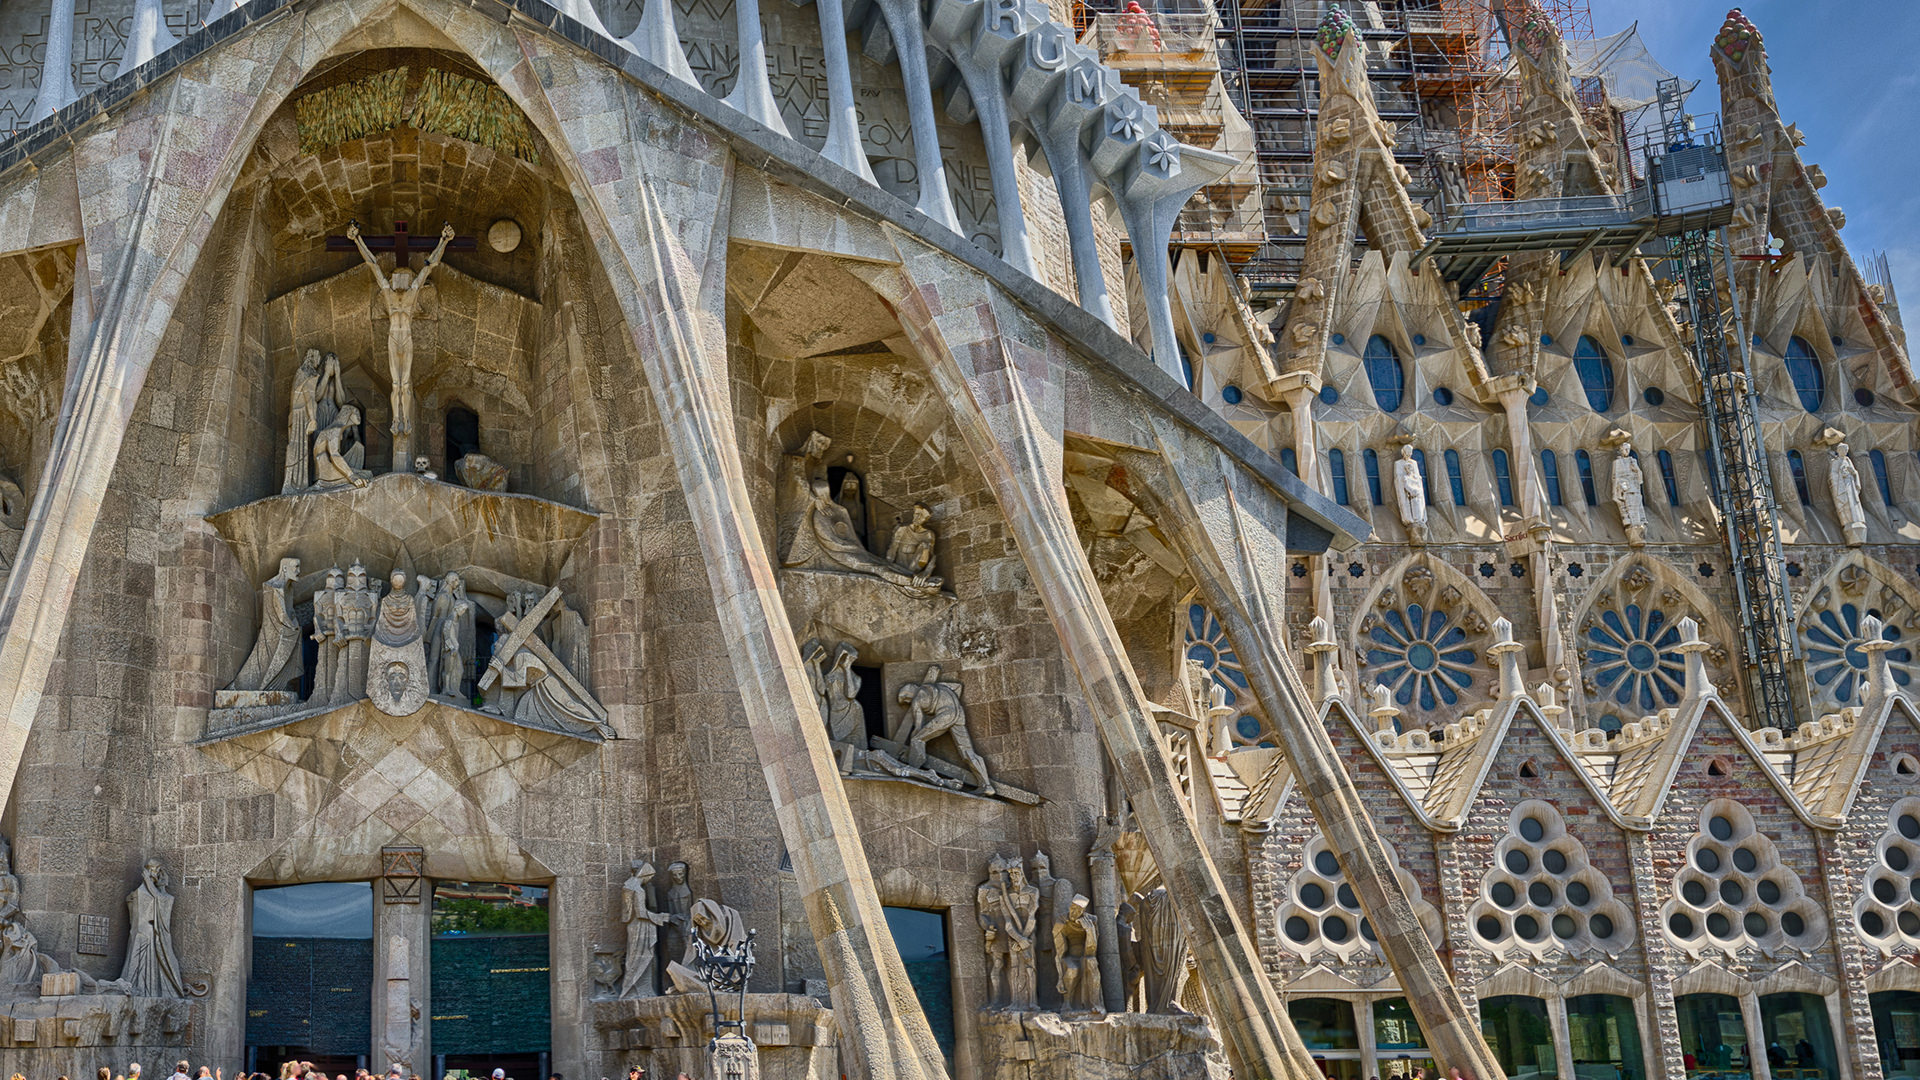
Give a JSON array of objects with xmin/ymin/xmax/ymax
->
[
  {"xmin": 1113, "ymin": 425, "xmax": 1506, "ymax": 1080},
  {"xmin": 859, "ymin": 247, "xmax": 1318, "ymax": 1080},
  {"xmin": 525, "ymin": 76, "xmax": 945, "ymax": 1078}
]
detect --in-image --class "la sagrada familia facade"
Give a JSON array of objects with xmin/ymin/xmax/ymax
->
[{"xmin": 0, "ymin": 0, "xmax": 1909, "ymax": 1076}]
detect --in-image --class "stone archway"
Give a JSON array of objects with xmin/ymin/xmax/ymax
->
[
  {"xmin": 1566, "ymin": 553, "xmax": 1739, "ymax": 730},
  {"xmin": 1348, "ymin": 551, "xmax": 1503, "ymax": 724},
  {"xmin": 1796, "ymin": 551, "xmax": 1920, "ymax": 711}
]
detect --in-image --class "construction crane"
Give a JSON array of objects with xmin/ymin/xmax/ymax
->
[
  {"xmin": 1642, "ymin": 78, "xmax": 1805, "ymax": 733},
  {"xmin": 1407, "ymin": 79, "xmax": 1807, "ymax": 731}
]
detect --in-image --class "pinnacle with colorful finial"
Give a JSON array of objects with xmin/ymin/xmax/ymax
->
[
  {"xmin": 1317, "ymin": 4, "xmax": 1355, "ymax": 60},
  {"xmin": 1716, "ymin": 8, "xmax": 1761, "ymax": 65}
]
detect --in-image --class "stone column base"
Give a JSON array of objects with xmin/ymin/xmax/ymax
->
[
  {"xmin": 976, "ymin": 1009, "xmax": 1230, "ymax": 1080},
  {"xmin": 592, "ymin": 992, "xmax": 837, "ymax": 1080}
]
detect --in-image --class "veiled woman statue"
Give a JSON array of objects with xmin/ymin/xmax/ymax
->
[
  {"xmin": 121, "ymin": 858, "xmax": 191, "ymax": 997},
  {"xmin": 230, "ymin": 558, "xmax": 301, "ymax": 692},
  {"xmin": 367, "ymin": 570, "xmax": 429, "ymax": 716},
  {"xmin": 312, "ymin": 404, "xmax": 372, "ymax": 490},
  {"xmin": 284, "ymin": 350, "xmax": 323, "ymax": 493}
]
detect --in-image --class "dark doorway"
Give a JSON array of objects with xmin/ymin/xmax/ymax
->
[
  {"xmin": 446, "ymin": 406, "xmax": 482, "ymax": 473},
  {"xmin": 853, "ymin": 664, "xmax": 887, "ymax": 742},
  {"xmin": 883, "ymin": 907, "xmax": 953, "ymax": 1064},
  {"xmin": 246, "ymin": 881, "xmax": 374, "ymax": 1076},
  {"xmin": 470, "ymin": 611, "xmax": 498, "ymax": 704},
  {"xmin": 430, "ymin": 881, "xmax": 551, "ymax": 1074}
]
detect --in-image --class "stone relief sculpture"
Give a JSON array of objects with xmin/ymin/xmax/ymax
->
[
  {"xmin": 455, "ymin": 452, "xmax": 509, "ymax": 492},
  {"xmin": 1610, "ymin": 441, "xmax": 1648, "ymax": 546},
  {"xmin": 0, "ymin": 837, "xmax": 127, "ymax": 999},
  {"xmin": 1393, "ymin": 444, "xmax": 1427, "ymax": 543},
  {"xmin": 312, "ymin": 404, "xmax": 373, "ymax": 490},
  {"xmin": 0, "ymin": 473, "xmax": 23, "ymax": 575},
  {"xmin": 664, "ymin": 897, "xmax": 750, "ymax": 993},
  {"xmin": 884, "ymin": 504, "xmax": 937, "ymax": 577},
  {"xmin": 1053, "ymin": 894, "xmax": 1102, "ymax": 1014},
  {"xmin": 893, "ymin": 667, "xmax": 996, "ymax": 797},
  {"xmin": 835, "ymin": 456, "xmax": 867, "ymax": 544},
  {"xmin": 332, "ymin": 562, "xmax": 377, "ymax": 707},
  {"xmin": 347, "ymin": 221, "xmax": 456, "ymax": 466},
  {"xmin": 481, "ymin": 588, "xmax": 611, "ymax": 738},
  {"xmin": 661, "ymin": 861, "xmax": 693, "ymax": 971},
  {"xmin": 425, "ymin": 571, "xmax": 470, "ymax": 698},
  {"xmin": 228, "ymin": 558, "xmax": 302, "ymax": 696},
  {"xmin": 977, "ymin": 854, "xmax": 1039, "ymax": 1011},
  {"xmin": 367, "ymin": 570, "xmax": 432, "ymax": 717},
  {"xmin": 618, "ymin": 860, "xmax": 670, "ymax": 999},
  {"xmin": 778, "ymin": 431, "xmax": 943, "ymax": 598},
  {"xmin": 311, "ymin": 568, "xmax": 344, "ymax": 706},
  {"xmin": 799, "ymin": 639, "xmax": 986, "ymax": 793},
  {"xmin": 121, "ymin": 858, "xmax": 204, "ymax": 998},
  {"xmin": 1831, "ymin": 442, "xmax": 1867, "ymax": 546},
  {"xmin": 1127, "ymin": 886, "xmax": 1189, "ymax": 1014},
  {"xmin": 284, "ymin": 349, "xmax": 324, "ymax": 493}
]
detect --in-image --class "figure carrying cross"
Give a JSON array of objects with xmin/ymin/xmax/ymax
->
[{"xmin": 346, "ymin": 220, "xmax": 456, "ymax": 471}]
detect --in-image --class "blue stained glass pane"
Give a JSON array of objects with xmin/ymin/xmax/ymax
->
[
  {"xmin": 1329, "ymin": 448, "xmax": 1350, "ymax": 505},
  {"xmin": 1872, "ymin": 449, "xmax": 1894, "ymax": 506},
  {"xmin": 1493, "ymin": 450, "xmax": 1514, "ymax": 506},
  {"xmin": 1786, "ymin": 337, "xmax": 1824, "ymax": 412},
  {"xmin": 1445, "ymin": 450, "xmax": 1465, "ymax": 506},
  {"xmin": 1575, "ymin": 336, "xmax": 1615, "ymax": 411},
  {"xmin": 1189, "ymin": 604, "xmax": 1208, "ymax": 639},
  {"xmin": 1576, "ymin": 449, "xmax": 1597, "ymax": 505},
  {"xmin": 1237, "ymin": 715, "xmax": 1262, "ymax": 740},
  {"xmin": 1281, "ymin": 448, "xmax": 1298, "ymax": 476},
  {"xmin": 1419, "ymin": 681, "xmax": 1437, "ymax": 710},
  {"xmin": 1365, "ymin": 336, "xmax": 1405, "ymax": 412},
  {"xmin": 1542, "ymin": 449, "xmax": 1562, "ymax": 506},
  {"xmin": 1365, "ymin": 449, "xmax": 1383, "ymax": 505},
  {"xmin": 1658, "ymin": 450, "xmax": 1680, "ymax": 506}
]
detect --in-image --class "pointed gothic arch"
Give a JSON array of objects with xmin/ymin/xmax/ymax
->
[
  {"xmin": 1796, "ymin": 551, "xmax": 1920, "ymax": 712},
  {"xmin": 1347, "ymin": 551, "xmax": 1501, "ymax": 722}
]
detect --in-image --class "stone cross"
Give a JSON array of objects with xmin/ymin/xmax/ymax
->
[{"xmin": 326, "ymin": 219, "xmax": 476, "ymax": 269}]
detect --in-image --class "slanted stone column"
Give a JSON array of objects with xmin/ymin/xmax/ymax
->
[
  {"xmin": 860, "ymin": 251, "xmax": 1320, "ymax": 1080},
  {"xmin": 1113, "ymin": 427, "xmax": 1507, "ymax": 1080}
]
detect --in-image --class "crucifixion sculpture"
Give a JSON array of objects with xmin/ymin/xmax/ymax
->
[{"xmin": 343, "ymin": 220, "xmax": 459, "ymax": 471}]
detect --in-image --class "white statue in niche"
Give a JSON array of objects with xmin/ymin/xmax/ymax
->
[
  {"xmin": 1393, "ymin": 444, "xmax": 1428, "ymax": 543},
  {"xmin": 230, "ymin": 558, "xmax": 302, "ymax": 693},
  {"xmin": 1611, "ymin": 441, "xmax": 1648, "ymax": 546},
  {"xmin": 366, "ymin": 570, "xmax": 431, "ymax": 716},
  {"xmin": 347, "ymin": 221, "xmax": 456, "ymax": 468},
  {"xmin": 1831, "ymin": 442, "xmax": 1867, "ymax": 546}
]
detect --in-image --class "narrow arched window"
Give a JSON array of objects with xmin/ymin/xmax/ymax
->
[
  {"xmin": 1788, "ymin": 449, "xmax": 1811, "ymax": 505},
  {"xmin": 1444, "ymin": 450, "xmax": 1465, "ymax": 506},
  {"xmin": 1364, "ymin": 335, "xmax": 1405, "ymax": 413},
  {"xmin": 1281, "ymin": 447, "xmax": 1299, "ymax": 476},
  {"xmin": 1574, "ymin": 336, "xmax": 1614, "ymax": 412},
  {"xmin": 1657, "ymin": 449, "xmax": 1680, "ymax": 506},
  {"xmin": 1576, "ymin": 449, "xmax": 1597, "ymax": 505},
  {"xmin": 1412, "ymin": 448, "xmax": 1433, "ymax": 500},
  {"xmin": 1871, "ymin": 449, "xmax": 1893, "ymax": 506},
  {"xmin": 445, "ymin": 405, "xmax": 481, "ymax": 471},
  {"xmin": 1541, "ymin": 449, "xmax": 1563, "ymax": 506},
  {"xmin": 1328, "ymin": 449, "xmax": 1350, "ymax": 505},
  {"xmin": 1364, "ymin": 449, "xmax": 1384, "ymax": 505},
  {"xmin": 1785, "ymin": 337, "xmax": 1824, "ymax": 412},
  {"xmin": 1492, "ymin": 449, "xmax": 1514, "ymax": 507}
]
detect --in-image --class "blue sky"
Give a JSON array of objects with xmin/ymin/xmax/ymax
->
[{"xmin": 1594, "ymin": 1, "xmax": 1920, "ymax": 306}]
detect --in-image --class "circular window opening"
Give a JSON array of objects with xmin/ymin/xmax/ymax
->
[
  {"xmin": 1708, "ymin": 816, "xmax": 1735, "ymax": 841},
  {"xmin": 1319, "ymin": 385, "xmax": 1339, "ymax": 405},
  {"xmin": 1413, "ymin": 334, "xmax": 1428, "ymax": 347},
  {"xmin": 1491, "ymin": 881, "xmax": 1517, "ymax": 907},
  {"xmin": 1476, "ymin": 915, "xmax": 1503, "ymax": 941},
  {"xmin": 1590, "ymin": 913, "xmax": 1616, "ymax": 938},
  {"xmin": 1783, "ymin": 910, "xmax": 1807, "ymax": 936},
  {"xmin": 1733, "ymin": 848, "xmax": 1758, "ymax": 872},
  {"xmin": 1519, "ymin": 817, "xmax": 1545, "ymax": 842},
  {"xmin": 1552, "ymin": 913, "xmax": 1578, "ymax": 939},
  {"xmin": 1330, "ymin": 333, "xmax": 1346, "ymax": 346},
  {"xmin": 1696, "ymin": 848, "xmax": 1721, "ymax": 873},
  {"xmin": 1644, "ymin": 386, "xmax": 1665, "ymax": 406},
  {"xmin": 1566, "ymin": 880, "xmax": 1592, "ymax": 906},
  {"xmin": 1322, "ymin": 916, "xmax": 1350, "ymax": 942},
  {"xmin": 1222, "ymin": 384, "xmax": 1244, "ymax": 405},
  {"xmin": 1682, "ymin": 880, "xmax": 1709, "ymax": 905},
  {"xmin": 1891, "ymin": 848, "xmax": 1912, "ymax": 872},
  {"xmin": 1909, "ymin": 878, "xmax": 1920, "ymax": 904},
  {"xmin": 1529, "ymin": 882, "xmax": 1554, "ymax": 906},
  {"xmin": 1706, "ymin": 912, "xmax": 1734, "ymax": 938},
  {"xmin": 1336, "ymin": 884, "xmax": 1358, "ymax": 909},
  {"xmin": 1300, "ymin": 882, "xmax": 1328, "ymax": 908},
  {"xmin": 1669, "ymin": 912, "xmax": 1696, "ymax": 937},
  {"xmin": 1530, "ymin": 386, "xmax": 1550, "ymax": 407},
  {"xmin": 1314, "ymin": 850, "xmax": 1341, "ymax": 876},
  {"xmin": 1862, "ymin": 910, "xmax": 1887, "ymax": 936},
  {"xmin": 1359, "ymin": 919, "xmax": 1376, "ymax": 941},
  {"xmin": 1874, "ymin": 878, "xmax": 1899, "ymax": 903},
  {"xmin": 1542, "ymin": 849, "xmax": 1569, "ymax": 874},
  {"xmin": 1756, "ymin": 879, "xmax": 1782, "ymax": 904},
  {"xmin": 1901, "ymin": 910, "xmax": 1920, "ymax": 936},
  {"xmin": 1285, "ymin": 916, "xmax": 1312, "ymax": 942},
  {"xmin": 1721, "ymin": 880, "xmax": 1746, "ymax": 905},
  {"xmin": 1514, "ymin": 914, "xmax": 1541, "ymax": 940},
  {"xmin": 1900, "ymin": 814, "xmax": 1920, "ymax": 840},
  {"xmin": 1857, "ymin": 387, "xmax": 1877, "ymax": 407},
  {"xmin": 1432, "ymin": 387, "xmax": 1455, "ymax": 406},
  {"xmin": 1506, "ymin": 850, "xmax": 1532, "ymax": 874},
  {"xmin": 1744, "ymin": 912, "xmax": 1770, "ymax": 936}
]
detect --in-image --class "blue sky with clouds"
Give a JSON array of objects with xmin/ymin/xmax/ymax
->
[{"xmin": 1592, "ymin": 1, "xmax": 1920, "ymax": 305}]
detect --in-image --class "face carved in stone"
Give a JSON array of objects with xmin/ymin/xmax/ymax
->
[{"xmin": 385, "ymin": 662, "xmax": 409, "ymax": 699}]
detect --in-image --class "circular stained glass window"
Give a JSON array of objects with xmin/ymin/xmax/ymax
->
[
  {"xmin": 1519, "ymin": 817, "xmax": 1545, "ymax": 842},
  {"xmin": 1315, "ymin": 851, "xmax": 1341, "ymax": 876}
]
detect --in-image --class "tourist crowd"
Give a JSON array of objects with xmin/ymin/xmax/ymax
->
[{"xmin": 30, "ymin": 1062, "xmax": 696, "ymax": 1080}]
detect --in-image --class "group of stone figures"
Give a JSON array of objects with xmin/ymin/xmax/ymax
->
[
  {"xmin": 799, "ymin": 643, "xmax": 999, "ymax": 798},
  {"xmin": 778, "ymin": 431, "xmax": 941, "ymax": 599},
  {"xmin": 976, "ymin": 852, "xmax": 1187, "ymax": 1017},
  {"xmin": 1390, "ymin": 431, "xmax": 1868, "ymax": 546},
  {"xmin": 282, "ymin": 345, "xmax": 508, "ymax": 494},
  {"xmin": 601, "ymin": 860, "xmax": 750, "ymax": 999},
  {"xmin": 220, "ymin": 555, "xmax": 606, "ymax": 736},
  {"xmin": 0, "ymin": 840, "xmax": 200, "ymax": 1002}
]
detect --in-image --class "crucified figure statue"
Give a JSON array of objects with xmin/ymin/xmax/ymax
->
[{"xmin": 348, "ymin": 221, "xmax": 455, "ymax": 466}]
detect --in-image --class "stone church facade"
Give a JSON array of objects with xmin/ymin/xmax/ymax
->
[{"xmin": 0, "ymin": 1, "xmax": 1910, "ymax": 1079}]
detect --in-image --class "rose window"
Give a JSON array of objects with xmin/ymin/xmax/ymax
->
[
  {"xmin": 1365, "ymin": 603, "xmax": 1476, "ymax": 710},
  {"xmin": 1803, "ymin": 602, "xmax": 1911, "ymax": 705},
  {"xmin": 1585, "ymin": 604, "xmax": 1685, "ymax": 712},
  {"xmin": 1183, "ymin": 603, "xmax": 1270, "ymax": 746}
]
